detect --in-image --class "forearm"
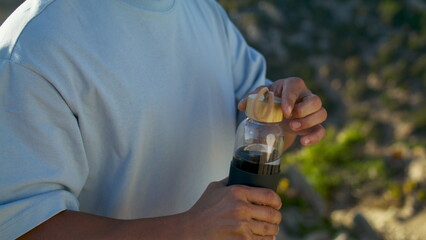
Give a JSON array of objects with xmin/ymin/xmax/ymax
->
[{"xmin": 18, "ymin": 210, "xmax": 187, "ymax": 240}]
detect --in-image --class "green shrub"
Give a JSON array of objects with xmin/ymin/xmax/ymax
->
[{"xmin": 283, "ymin": 123, "xmax": 387, "ymax": 200}]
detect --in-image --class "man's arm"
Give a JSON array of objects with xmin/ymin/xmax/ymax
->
[
  {"xmin": 19, "ymin": 179, "xmax": 282, "ymax": 240},
  {"xmin": 19, "ymin": 210, "xmax": 186, "ymax": 240}
]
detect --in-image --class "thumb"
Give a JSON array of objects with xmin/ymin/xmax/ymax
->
[
  {"xmin": 237, "ymin": 98, "xmax": 248, "ymax": 111},
  {"xmin": 218, "ymin": 177, "xmax": 229, "ymax": 186},
  {"xmin": 281, "ymin": 93, "xmax": 297, "ymax": 119},
  {"xmin": 280, "ymin": 77, "xmax": 310, "ymax": 118},
  {"xmin": 238, "ymin": 85, "xmax": 270, "ymax": 111}
]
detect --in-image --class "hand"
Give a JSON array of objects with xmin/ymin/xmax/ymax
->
[
  {"xmin": 182, "ymin": 178, "xmax": 282, "ymax": 240},
  {"xmin": 238, "ymin": 77, "xmax": 327, "ymax": 146}
]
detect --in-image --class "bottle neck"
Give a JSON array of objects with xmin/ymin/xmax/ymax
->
[{"xmin": 247, "ymin": 118, "xmax": 280, "ymax": 126}]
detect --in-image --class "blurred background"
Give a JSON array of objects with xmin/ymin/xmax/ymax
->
[
  {"xmin": 218, "ymin": 1, "xmax": 426, "ymax": 240},
  {"xmin": 2, "ymin": 0, "xmax": 425, "ymax": 239}
]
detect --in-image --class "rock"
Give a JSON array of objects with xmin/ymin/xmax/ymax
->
[
  {"xmin": 353, "ymin": 213, "xmax": 381, "ymax": 240},
  {"xmin": 408, "ymin": 157, "xmax": 426, "ymax": 184},
  {"xmin": 401, "ymin": 208, "xmax": 426, "ymax": 239},
  {"xmin": 304, "ymin": 230, "xmax": 330, "ymax": 240},
  {"xmin": 331, "ymin": 207, "xmax": 426, "ymax": 240},
  {"xmin": 281, "ymin": 206, "xmax": 304, "ymax": 231},
  {"xmin": 281, "ymin": 204, "xmax": 329, "ymax": 238},
  {"xmin": 334, "ymin": 231, "xmax": 353, "ymax": 240},
  {"xmin": 331, "ymin": 209, "xmax": 387, "ymax": 240},
  {"xmin": 331, "ymin": 209, "xmax": 354, "ymax": 229},
  {"xmin": 284, "ymin": 166, "xmax": 328, "ymax": 216},
  {"xmin": 397, "ymin": 195, "xmax": 416, "ymax": 220}
]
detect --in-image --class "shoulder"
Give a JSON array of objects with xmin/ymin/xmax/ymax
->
[
  {"xmin": 179, "ymin": 0, "xmax": 232, "ymax": 33},
  {"xmin": 0, "ymin": 0, "xmax": 88, "ymax": 62},
  {"xmin": 0, "ymin": 0, "xmax": 60, "ymax": 60},
  {"xmin": 181, "ymin": 0, "xmax": 229, "ymax": 18}
]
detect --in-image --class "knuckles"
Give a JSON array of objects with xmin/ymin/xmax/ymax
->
[
  {"xmin": 232, "ymin": 201, "xmax": 251, "ymax": 219},
  {"xmin": 265, "ymin": 207, "xmax": 282, "ymax": 224},
  {"xmin": 274, "ymin": 210, "xmax": 283, "ymax": 224},
  {"xmin": 311, "ymin": 94, "xmax": 322, "ymax": 104},
  {"xmin": 229, "ymin": 185, "xmax": 246, "ymax": 199},
  {"xmin": 234, "ymin": 233, "xmax": 252, "ymax": 240},
  {"xmin": 262, "ymin": 222, "xmax": 280, "ymax": 236},
  {"xmin": 262, "ymin": 189, "xmax": 282, "ymax": 209},
  {"xmin": 287, "ymin": 77, "xmax": 305, "ymax": 88},
  {"xmin": 292, "ymin": 106, "xmax": 304, "ymax": 118},
  {"xmin": 311, "ymin": 94, "xmax": 323, "ymax": 110},
  {"xmin": 208, "ymin": 181, "xmax": 219, "ymax": 189},
  {"xmin": 293, "ymin": 94, "xmax": 323, "ymax": 117},
  {"xmin": 235, "ymin": 219, "xmax": 250, "ymax": 232},
  {"xmin": 263, "ymin": 189, "xmax": 276, "ymax": 201}
]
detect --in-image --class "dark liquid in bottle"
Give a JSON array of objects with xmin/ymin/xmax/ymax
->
[{"xmin": 231, "ymin": 145, "xmax": 281, "ymax": 175}]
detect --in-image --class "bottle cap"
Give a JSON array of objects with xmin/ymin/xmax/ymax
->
[{"xmin": 246, "ymin": 87, "xmax": 283, "ymax": 123}]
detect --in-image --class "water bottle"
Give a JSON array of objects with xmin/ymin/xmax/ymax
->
[{"xmin": 228, "ymin": 87, "xmax": 285, "ymax": 190}]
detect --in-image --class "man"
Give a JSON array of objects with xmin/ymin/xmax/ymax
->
[{"xmin": 0, "ymin": 0, "xmax": 326, "ymax": 239}]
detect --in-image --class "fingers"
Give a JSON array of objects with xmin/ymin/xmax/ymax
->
[
  {"xmin": 236, "ymin": 77, "xmax": 327, "ymax": 149},
  {"xmin": 228, "ymin": 185, "xmax": 282, "ymax": 211},
  {"xmin": 287, "ymin": 94, "xmax": 326, "ymax": 146},
  {"xmin": 280, "ymin": 77, "xmax": 311, "ymax": 118},
  {"xmin": 237, "ymin": 98, "xmax": 248, "ymax": 111},
  {"xmin": 233, "ymin": 186, "xmax": 282, "ymax": 210},
  {"xmin": 289, "ymin": 107, "xmax": 327, "ymax": 131},
  {"xmin": 299, "ymin": 124, "xmax": 326, "ymax": 146},
  {"xmin": 218, "ymin": 177, "xmax": 229, "ymax": 186},
  {"xmin": 242, "ymin": 186, "xmax": 282, "ymax": 210},
  {"xmin": 249, "ymin": 219, "xmax": 279, "ymax": 236},
  {"xmin": 249, "ymin": 204, "xmax": 282, "ymax": 224},
  {"xmin": 252, "ymin": 235, "xmax": 275, "ymax": 240},
  {"xmin": 292, "ymin": 94, "xmax": 322, "ymax": 118},
  {"xmin": 225, "ymin": 186, "xmax": 283, "ymax": 238},
  {"xmin": 238, "ymin": 78, "xmax": 323, "ymax": 120}
]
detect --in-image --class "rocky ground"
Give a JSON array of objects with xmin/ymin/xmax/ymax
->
[{"xmin": 276, "ymin": 149, "xmax": 426, "ymax": 240}]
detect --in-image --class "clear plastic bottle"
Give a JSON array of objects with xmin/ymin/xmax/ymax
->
[{"xmin": 228, "ymin": 87, "xmax": 285, "ymax": 190}]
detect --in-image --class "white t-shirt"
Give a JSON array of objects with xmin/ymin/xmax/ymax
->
[{"xmin": 0, "ymin": 0, "xmax": 267, "ymax": 238}]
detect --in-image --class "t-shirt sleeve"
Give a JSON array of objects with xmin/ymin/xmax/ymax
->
[
  {"xmin": 0, "ymin": 60, "xmax": 89, "ymax": 239},
  {"xmin": 215, "ymin": 3, "xmax": 268, "ymax": 101}
]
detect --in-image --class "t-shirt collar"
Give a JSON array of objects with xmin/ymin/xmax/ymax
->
[{"xmin": 119, "ymin": 0, "xmax": 176, "ymax": 12}]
